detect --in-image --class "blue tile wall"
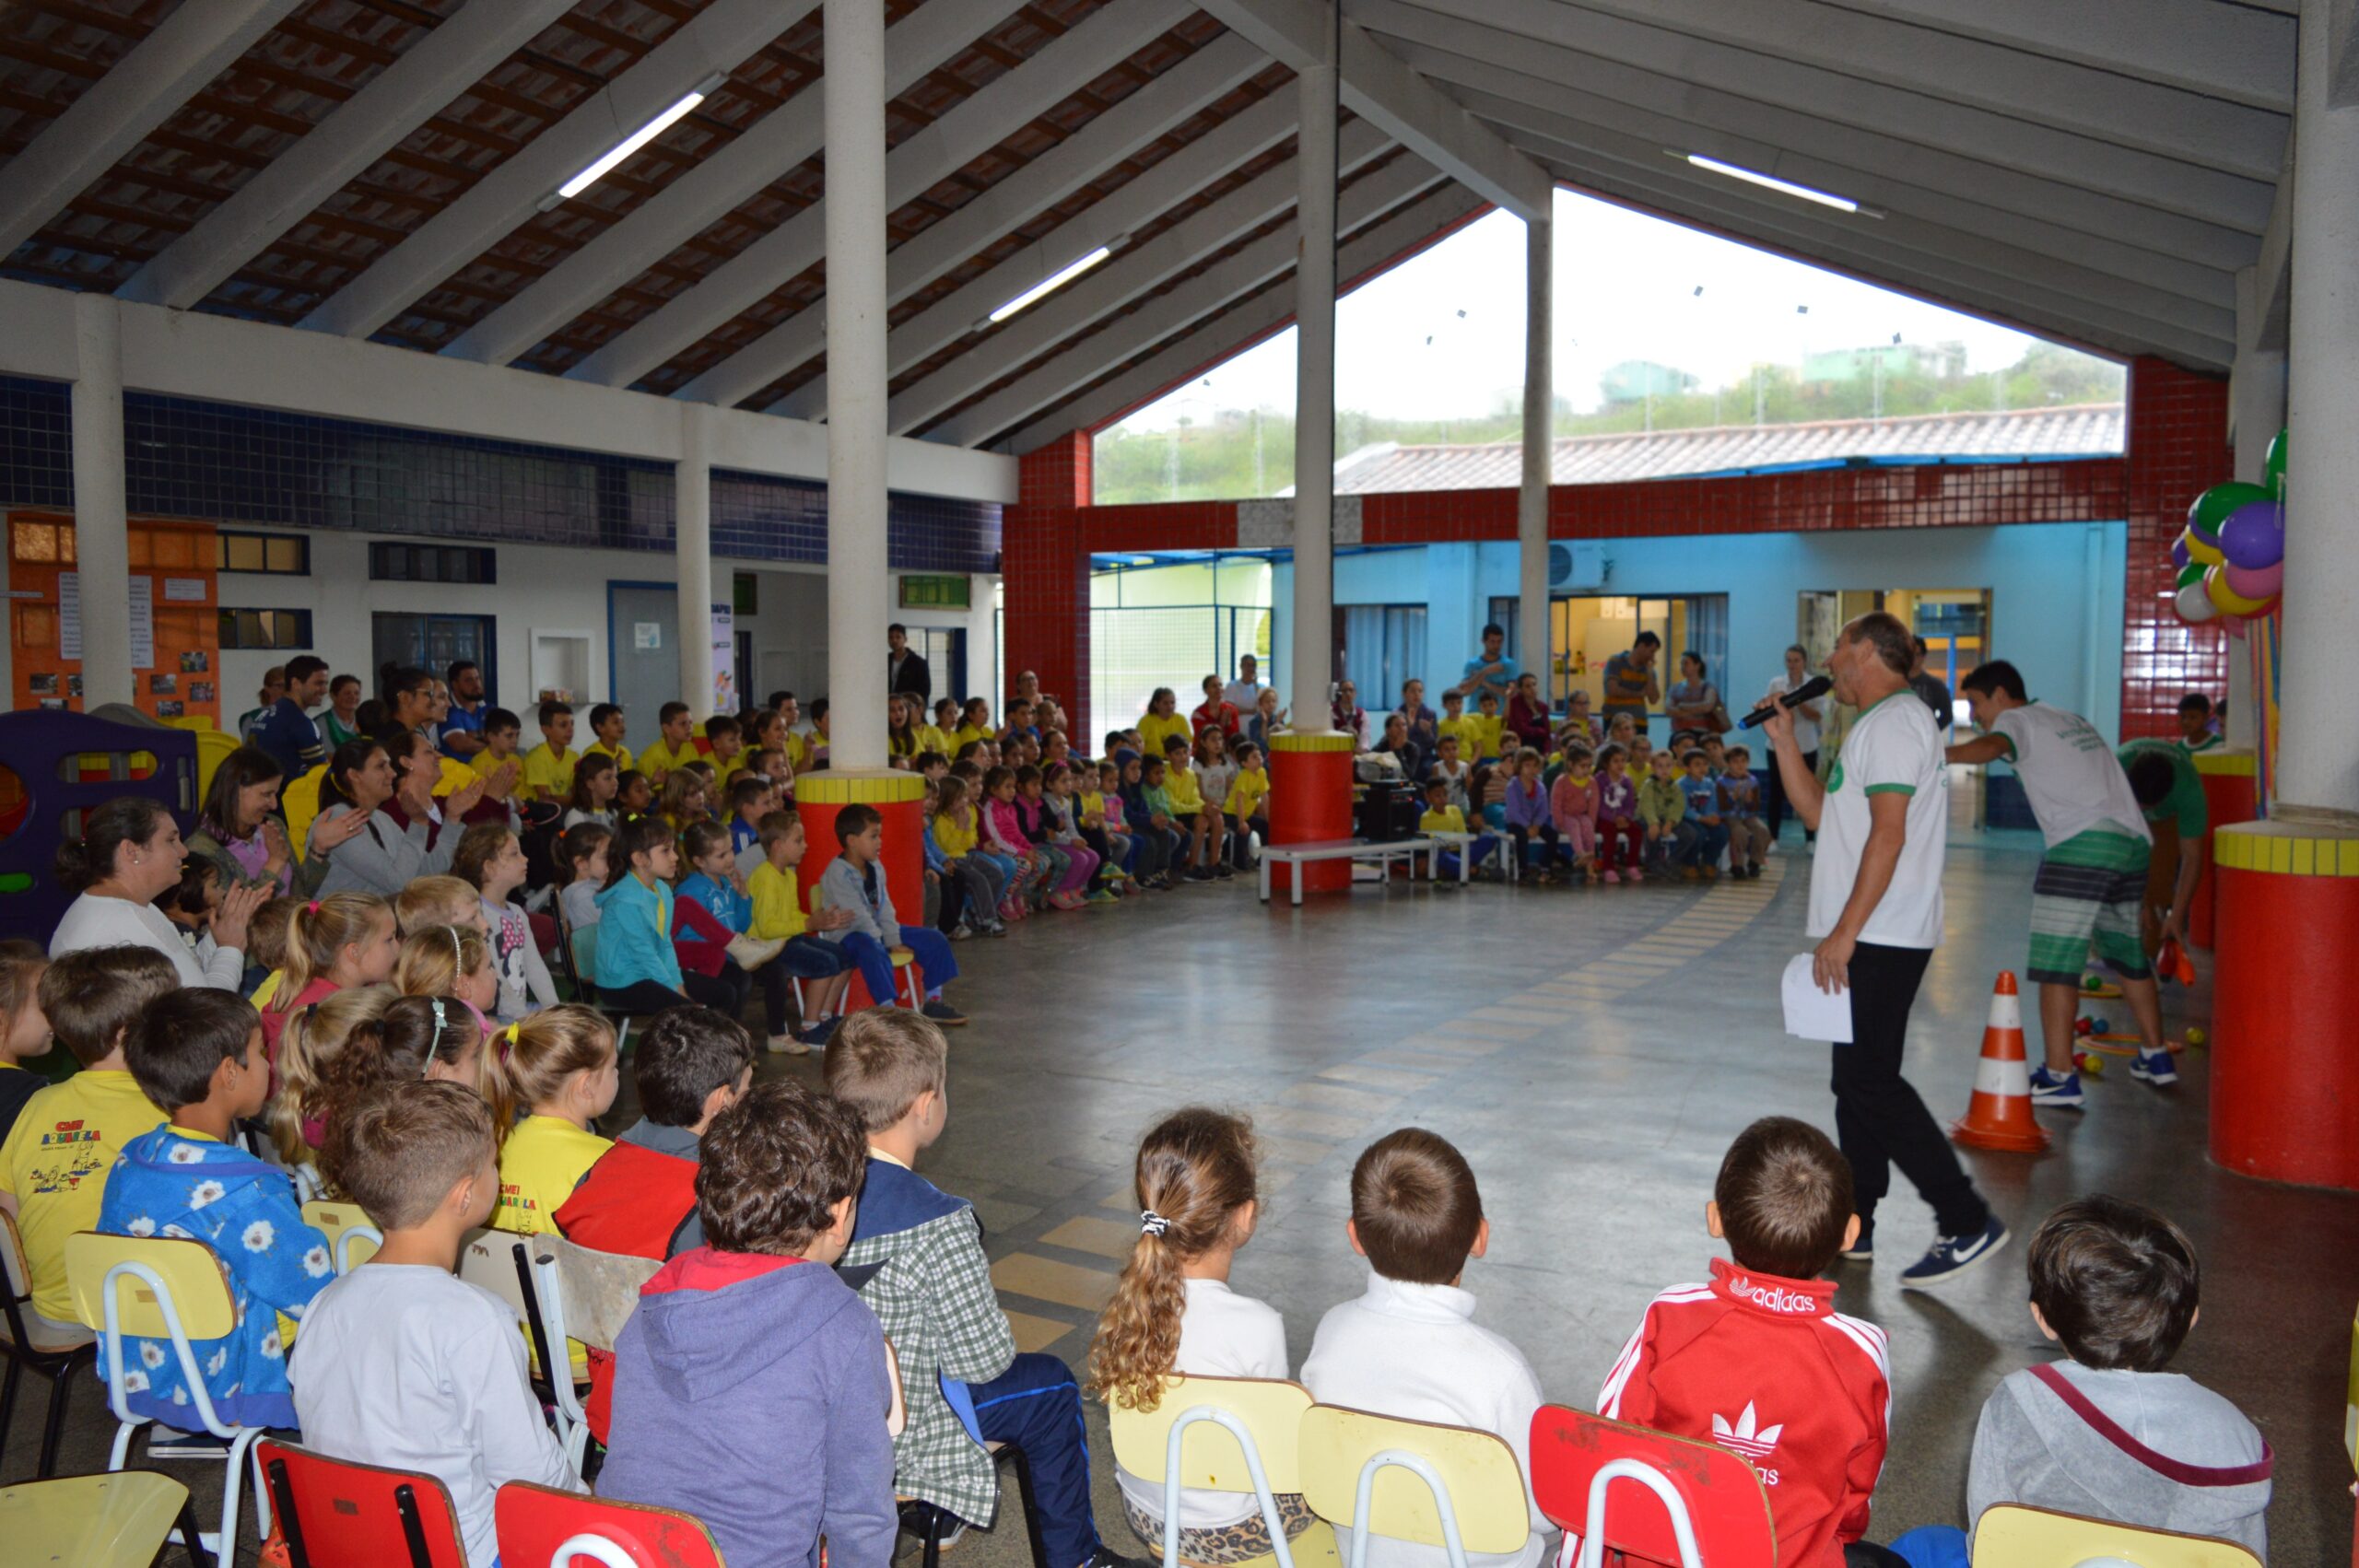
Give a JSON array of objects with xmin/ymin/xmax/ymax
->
[{"xmin": 0, "ymin": 374, "xmax": 1000, "ymax": 573}]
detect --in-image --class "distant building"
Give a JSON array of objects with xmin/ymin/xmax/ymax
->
[
  {"xmin": 1803, "ymin": 341, "xmax": 1968, "ymax": 383},
  {"xmin": 1599, "ymin": 359, "xmax": 1700, "ymax": 404}
]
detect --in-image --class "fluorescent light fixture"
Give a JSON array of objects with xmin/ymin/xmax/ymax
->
[
  {"xmin": 1682, "ymin": 153, "xmax": 1865, "ymax": 215},
  {"xmin": 544, "ymin": 75, "xmax": 723, "ymax": 208},
  {"xmin": 988, "ymin": 247, "xmax": 1112, "ymax": 323}
]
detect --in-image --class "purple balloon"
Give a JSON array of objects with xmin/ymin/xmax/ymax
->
[
  {"xmin": 2170, "ymin": 535, "xmax": 2190, "ymax": 569},
  {"xmin": 2218, "ymin": 499, "xmax": 2284, "ymax": 571}
]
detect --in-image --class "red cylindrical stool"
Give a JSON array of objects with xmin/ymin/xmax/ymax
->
[
  {"xmin": 2189, "ymin": 750, "xmax": 2258, "ymax": 951},
  {"xmin": 2212, "ymin": 815, "xmax": 2359, "ymax": 1189},
  {"xmin": 1269, "ymin": 731, "xmax": 1356, "ymax": 896},
  {"xmin": 794, "ymin": 771, "xmax": 928, "ymax": 1010}
]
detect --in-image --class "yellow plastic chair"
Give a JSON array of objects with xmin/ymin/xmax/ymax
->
[
  {"xmin": 0, "ymin": 1469, "xmax": 205, "ymax": 1568},
  {"xmin": 299, "ymin": 1199, "xmax": 383, "ymax": 1273},
  {"xmin": 64, "ymin": 1231, "xmax": 273, "ymax": 1561},
  {"xmin": 283, "ymin": 764, "xmax": 328, "ymax": 863},
  {"xmin": 1106, "ymin": 1374, "xmax": 1340, "ymax": 1568},
  {"xmin": 1971, "ymin": 1504, "xmax": 2264, "ymax": 1567},
  {"xmin": 524, "ymin": 1233, "xmax": 661, "ymax": 1471},
  {"xmin": 0, "ymin": 1209, "xmax": 96, "ymax": 1478},
  {"xmin": 1298, "ymin": 1403, "xmax": 1531, "ymax": 1568}
]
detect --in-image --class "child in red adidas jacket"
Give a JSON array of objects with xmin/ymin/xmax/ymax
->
[{"xmin": 1593, "ymin": 1117, "xmax": 1905, "ymax": 1568}]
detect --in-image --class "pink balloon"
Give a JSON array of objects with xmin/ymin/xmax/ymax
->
[{"xmin": 2223, "ymin": 558, "xmax": 2283, "ymax": 601}]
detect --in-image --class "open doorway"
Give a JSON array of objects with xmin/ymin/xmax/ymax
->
[{"xmin": 1548, "ymin": 595, "xmax": 1729, "ymax": 722}]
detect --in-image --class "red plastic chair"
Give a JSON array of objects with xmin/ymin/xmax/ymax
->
[
  {"xmin": 496, "ymin": 1480, "xmax": 724, "ymax": 1567},
  {"xmin": 256, "ymin": 1439, "xmax": 469, "ymax": 1568},
  {"xmin": 1527, "ymin": 1404, "xmax": 1776, "ymax": 1568}
]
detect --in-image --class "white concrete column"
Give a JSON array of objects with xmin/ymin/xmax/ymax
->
[
  {"xmin": 2227, "ymin": 265, "xmax": 2283, "ymax": 755},
  {"xmin": 1289, "ymin": 10, "xmax": 1339, "ymax": 722},
  {"xmin": 825, "ymin": 0, "xmax": 889, "ymax": 772},
  {"xmin": 675, "ymin": 401, "xmax": 716, "ymax": 721},
  {"xmin": 2280, "ymin": 0, "xmax": 2359, "ymax": 816},
  {"xmin": 71, "ymin": 292, "xmax": 133, "ymax": 710},
  {"xmin": 1518, "ymin": 212, "xmax": 1552, "ymax": 694}
]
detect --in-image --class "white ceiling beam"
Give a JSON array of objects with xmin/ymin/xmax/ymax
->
[
  {"xmin": 1196, "ymin": 0, "xmax": 1552, "ymax": 218},
  {"xmin": 1807, "ymin": 0, "xmax": 2293, "ymax": 111},
  {"xmin": 117, "ymin": 0, "xmax": 574, "ymax": 310},
  {"xmin": 688, "ymin": 35, "xmax": 1273, "ymax": 415},
  {"xmin": 1545, "ymin": 0, "xmax": 2286, "ymax": 181},
  {"xmin": 442, "ymin": 0, "xmax": 1026, "ymax": 368},
  {"xmin": 299, "ymin": 0, "xmax": 801, "ymax": 341},
  {"xmin": 1489, "ymin": 102, "xmax": 2233, "ymax": 347},
  {"xmin": 2333, "ymin": 0, "xmax": 2359, "ymax": 107},
  {"xmin": 0, "ymin": 0, "xmax": 300, "ymax": 259},
  {"xmin": 887, "ymin": 118, "xmax": 1399, "ymax": 436},
  {"xmin": 1363, "ymin": 1, "xmax": 2257, "ymax": 277},
  {"xmin": 1510, "ymin": 126, "xmax": 2233, "ymax": 369},
  {"xmin": 0, "ymin": 276, "xmax": 1012, "ymax": 501},
  {"xmin": 571, "ymin": 0, "xmax": 1191, "ymax": 391},
  {"xmin": 1396, "ymin": 0, "xmax": 2275, "ymax": 235},
  {"xmin": 1379, "ymin": 32, "xmax": 2239, "ymax": 313},
  {"xmin": 1005, "ymin": 182, "xmax": 1488, "ymax": 452},
  {"xmin": 2249, "ymin": 141, "xmax": 2294, "ymax": 353},
  {"xmin": 924, "ymin": 149, "xmax": 1444, "ymax": 446}
]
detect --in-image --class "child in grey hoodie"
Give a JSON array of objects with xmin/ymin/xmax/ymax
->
[
  {"xmin": 599, "ymin": 1078, "xmax": 898, "ymax": 1568},
  {"xmin": 1964, "ymin": 1195, "xmax": 2271, "ymax": 1558}
]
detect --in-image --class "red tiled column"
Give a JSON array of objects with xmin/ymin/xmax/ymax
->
[
  {"xmin": 2121, "ymin": 357, "xmax": 2232, "ymax": 739},
  {"xmin": 1006, "ymin": 434, "xmax": 1093, "ymax": 719}
]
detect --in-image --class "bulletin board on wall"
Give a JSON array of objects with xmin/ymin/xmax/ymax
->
[{"xmin": 6, "ymin": 512, "xmax": 222, "ymax": 726}]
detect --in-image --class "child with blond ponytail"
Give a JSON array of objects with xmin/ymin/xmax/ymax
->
[
  {"xmin": 1089, "ymin": 1107, "xmax": 1312, "ymax": 1562},
  {"xmin": 262, "ymin": 893, "xmax": 399, "ymax": 1063},
  {"xmin": 270, "ymin": 984, "xmax": 397, "ymax": 1169},
  {"xmin": 393, "ymin": 923, "xmax": 501, "ymax": 1036},
  {"xmin": 493, "ymin": 1003, "xmax": 616, "ymax": 1379}
]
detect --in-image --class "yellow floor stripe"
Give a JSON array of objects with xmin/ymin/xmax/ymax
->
[
  {"xmin": 991, "ymin": 1253, "xmax": 1117, "ymax": 1312},
  {"xmin": 1319, "ymin": 1063, "xmax": 1433, "ymax": 1091},
  {"xmin": 1468, "ymin": 1007, "xmax": 1564, "ymax": 1027},
  {"xmin": 1256, "ymin": 1132, "xmax": 1342, "ymax": 1166},
  {"xmin": 1007, "ymin": 1310, "xmax": 1075, "ymax": 1354},
  {"xmin": 1039, "ymin": 1215, "xmax": 1144, "ymax": 1259},
  {"xmin": 1411, "ymin": 1035, "xmax": 1511, "ymax": 1057},
  {"xmin": 1448, "ymin": 1013, "xmax": 1546, "ymax": 1036},
  {"xmin": 1258, "ymin": 1104, "xmax": 1369, "ymax": 1140},
  {"xmin": 1285, "ymin": 1081, "xmax": 1401, "ymax": 1114}
]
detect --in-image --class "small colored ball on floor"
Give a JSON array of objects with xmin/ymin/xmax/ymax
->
[
  {"xmin": 2185, "ymin": 1025, "xmax": 2208, "ymax": 1047},
  {"xmin": 2089, "ymin": 1015, "xmax": 2109, "ymax": 1034},
  {"xmin": 2082, "ymin": 971, "xmax": 2105, "ymax": 990},
  {"xmin": 2081, "ymin": 1054, "xmax": 2105, "ymax": 1077},
  {"xmin": 2074, "ymin": 1016, "xmax": 2094, "ymax": 1036}
]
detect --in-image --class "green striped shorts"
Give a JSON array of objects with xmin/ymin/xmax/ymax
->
[{"xmin": 2027, "ymin": 827, "xmax": 2153, "ymax": 985}]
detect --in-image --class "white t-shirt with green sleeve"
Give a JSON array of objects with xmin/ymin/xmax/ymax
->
[
  {"xmin": 1808, "ymin": 692, "xmax": 1947, "ymax": 950},
  {"xmin": 1989, "ymin": 701, "xmax": 2151, "ymax": 849}
]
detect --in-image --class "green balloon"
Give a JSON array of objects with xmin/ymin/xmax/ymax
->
[
  {"xmin": 2189, "ymin": 482, "xmax": 2270, "ymax": 542},
  {"xmin": 2265, "ymin": 426, "xmax": 2288, "ymax": 498},
  {"xmin": 2176, "ymin": 562, "xmax": 2207, "ymax": 591}
]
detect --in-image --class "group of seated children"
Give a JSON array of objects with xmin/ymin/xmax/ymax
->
[
  {"xmin": 0, "ymin": 931, "xmax": 2275, "ymax": 1568},
  {"xmin": 1424, "ymin": 718, "xmax": 1771, "ymax": 885}
]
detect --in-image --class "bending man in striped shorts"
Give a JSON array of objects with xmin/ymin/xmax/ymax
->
[{"xmin": 1948, "ymin": 661, "xmax": 2174, "ymax": 1109}]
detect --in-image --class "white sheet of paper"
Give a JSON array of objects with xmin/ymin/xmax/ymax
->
[{"xmin": 1783, "ymin": 953, "xmax": 1854, "ymax": 1043}]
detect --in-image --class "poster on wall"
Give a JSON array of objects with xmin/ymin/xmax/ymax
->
[
  {"xmin": 711, "ymin": 603, "xmax": 735, "ymax": 716},
  {"xmin": 129, "ymin": 577, "xmax": 154, "ymax": 670},
  {"xmin": 58, "ymin": 570, "xmax": 78, "ymax": 660}
]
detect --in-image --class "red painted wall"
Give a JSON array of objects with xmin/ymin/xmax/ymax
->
[{"xmin": 1006, "ymin": 356, "xmax": 2228, "ymax": 737}]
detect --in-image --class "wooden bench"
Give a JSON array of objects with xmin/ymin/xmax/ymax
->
[{"xmin": 1258, "ymin": 837, "xmax": 1435, "ymax": 906}]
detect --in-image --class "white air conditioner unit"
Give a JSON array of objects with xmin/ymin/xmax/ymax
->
[{"xmin": 1549, "ymin": 542, "xmax": 1606, "ymax": 591}]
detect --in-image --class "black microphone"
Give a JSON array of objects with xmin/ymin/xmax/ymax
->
[{"xmin": 1740, "ymin": 674, "xmax": 1833, "ymax": 730}]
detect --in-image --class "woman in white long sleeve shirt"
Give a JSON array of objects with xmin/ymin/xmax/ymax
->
[
  {"xmin": 50, "ymin": 796, "xmax": 266, "ymax": 989},
  {"xmin": 308, "ymin": 735, "xmax": 486, "ymax": 898}
]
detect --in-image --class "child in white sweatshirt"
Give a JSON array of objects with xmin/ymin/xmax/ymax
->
[{"xmin": 1300, "ymin": 1129, "xmax": 1555, "ymax": 1568}]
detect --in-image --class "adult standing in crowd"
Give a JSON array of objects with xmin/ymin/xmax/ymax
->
[
  {"xmin": 1221, "ymin": 653, "xmax": 1267, "ymax": 718},
  {"xmin": 252, "ymin": 654, "xmax": 330, "ymax": 781},
  {"xmin": 1599, "ymin": 631, "xmax": 1662, "ymax": 732},
  {"xmin": 441, "ymin": 661, "xmax": 489, "ymax": 759},
  {"xmin": 50, "ymin": 797, "xmax": 266, "ymax": 989},
  {"xmin": 1664, "ymin": 651, "xmax": 1727, "ymax": 742},
  {"xmin": 888, "ymin": 624, "xmax": 932, "ymax": 707},
  {"xmin": 1763, "ymin": 644, "xmax": 1825, "ymax": 844},
  {"xmin": 238, "ymin": 665, "xmax": 287, "ymax": 743},
  {"xmin": 1907, "ymin": 638, "xmax": 1954, "ymax": 736},
  {"xmin": 1766, "ymin": 612, "xmax": 2005, "ymax": 1287},
  {"xmin": 320, "ymin": 673, "xmax": 366, "ymax": 749},
  {"xmin": 1451, "ymin": 623, "xmax": 1520, "ymax": 710}
]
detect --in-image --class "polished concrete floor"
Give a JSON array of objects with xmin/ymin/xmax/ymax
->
[{"xmin": 8, "ymin": 821, "xmax": 2352, "ymax": 1565}]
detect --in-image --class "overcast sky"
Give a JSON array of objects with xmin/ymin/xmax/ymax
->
[{"xmin": 1109, "ymin": 187, "xmax": 2111, "ymax": 433}]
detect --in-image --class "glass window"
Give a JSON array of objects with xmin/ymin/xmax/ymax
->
[
  {"xmin": 217, "ymin": 531, "xmax": 308, "ymax": 575},
  {"xmin": 218, "ymin": 608, "xmax": 314, "ymax": 649}
]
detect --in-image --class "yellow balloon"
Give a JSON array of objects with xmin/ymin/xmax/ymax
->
[
  {"xmin": 2204, "ymin": 562, "xmax": 2270, "ymax": 617},
  {"xmin": 2184, "ymin": 530, "xmax": 2225, "ymax": 568}
]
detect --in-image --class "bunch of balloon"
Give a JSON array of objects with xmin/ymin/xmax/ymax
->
[{"xmin": 2173, "ymin": 427, "xmax": 2285, "ymax": 625}]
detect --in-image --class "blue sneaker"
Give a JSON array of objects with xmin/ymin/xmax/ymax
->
[
  {"xmin": 1900, "ymin": 1215, "xmax": 2011, "ymax": 1290},
  {"xmin": 2130, "ymin": 1048, "xmax": 2179, "ymax": 1086},
  {"xmin": 2029, "ymin": 1065, "xmax": 2084, "ymax": 1109}
]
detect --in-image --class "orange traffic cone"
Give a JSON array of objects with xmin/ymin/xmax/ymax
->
[{"xmin": 1953, "ymin": 971, "xmax": 2050, "ymax": 1153}]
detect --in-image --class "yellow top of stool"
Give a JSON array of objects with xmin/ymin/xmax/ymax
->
[
  {"xmin": 1271, "ymin": 731, "xmax": 1354, "ymax": 754},
  {"xmin": 2215, "ymin": 817, "xmax": 2359, "ymax": 878}
]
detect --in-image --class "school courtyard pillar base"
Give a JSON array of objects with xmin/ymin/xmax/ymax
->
[
  {"xmin": 794, "ymin": 769, "xmax": 927, "ymax": 935},
  {"xmin": 1269, "ymin": 731, "xmax": 1355, "ymax": 896},
  {"xmin": 2189, "ymin": 750, "xmax": 2258, "ymax": 950},
  {"xmin": 2210, "ymin": 812, "xmax": 2359, "ymax": 1189}
]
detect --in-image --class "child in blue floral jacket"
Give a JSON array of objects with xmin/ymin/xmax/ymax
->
[{"xmin": 97, "ymin": 988, "xmax": 334, "ymax": 1432}]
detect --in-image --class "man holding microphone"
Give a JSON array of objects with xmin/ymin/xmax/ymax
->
[{"xmin": 1764, "ymin": 611, "xmax": 2006, "ymax": 1288}]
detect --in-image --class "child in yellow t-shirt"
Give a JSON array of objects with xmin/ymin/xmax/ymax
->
[
  {"xmin": 1159, "ymin": 734, "xmax": 1226, "ymax": 880},
  {"xmin": 0, "ymin": 947, "xmax": 175, "ymax": 1328},
  {"xmin": 1467, "ymin": 689, "xmax": 1507, "ymax": 766},
  {"xmin": 746, "ymin": 812, "xmax": 855, "ymax": 1052},
  {"xmin": 1421, "ymin": 778, "xmax": 1498, "ymax": 883},
  {"xmin": 585, "ymin": 702, "xmax": 635, "ymax": 775},
  {"xmin": 1226, "ymin": 741, "xmax": 1272, "ymax": 872},
  {"xmin": 522, "ymin": 700, "xmax": 580, "ymax": 803},
  {"xmin": 493, "ymin": 1005, "xmax": 616, "ymax": 1376}
]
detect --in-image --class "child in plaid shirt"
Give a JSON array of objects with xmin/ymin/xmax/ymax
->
[{"xmin": 827, "ymin": 1012, "xmax": 1139, "ymax": 1568}]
